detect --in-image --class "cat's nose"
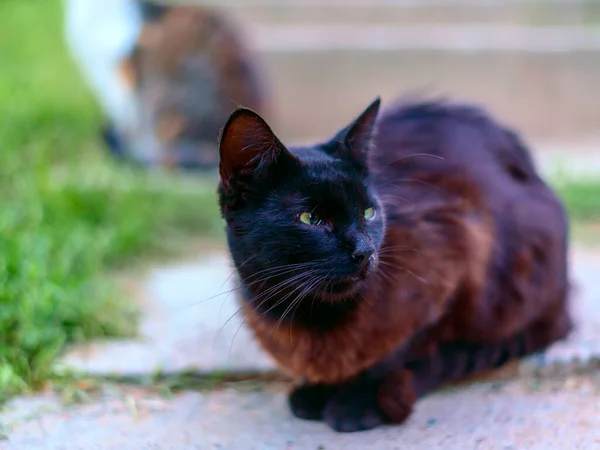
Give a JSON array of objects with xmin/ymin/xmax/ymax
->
[{"xmin": 352, "ymin": 248, "xmax": 375, "ymax": 266}]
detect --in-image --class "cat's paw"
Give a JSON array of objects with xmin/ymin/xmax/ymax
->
[
  {"xmin": 321, "ymin": 370, "xmax": 417, "ymax": 432},
  {"xmin": 378, "ymin": 370, "xmax": 416, "ymax": 424},
  {"xmin": 288, "ymin": 384, "xmax": 336, "ymax": 421},
  {"xmin": 322, "ymin": 384, "xmax": 386, "ymax": 433}
]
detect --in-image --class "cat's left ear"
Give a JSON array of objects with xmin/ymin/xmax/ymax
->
[
  {"xmin": 328, "ymin": 97, "xmax": 381, "ymax": 170},
  {"xmin": 219, "ymin": 108, "xmax": 292, "ymax": 189}
]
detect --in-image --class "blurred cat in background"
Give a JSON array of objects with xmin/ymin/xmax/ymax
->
[{"xmin": 65, "ymin": 0, "xmax": 269, "ymax": 172}]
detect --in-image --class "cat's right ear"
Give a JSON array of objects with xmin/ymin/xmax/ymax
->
[{"xmin": 219, "ymin": 108, "xmax": 290, "ymax": 188}]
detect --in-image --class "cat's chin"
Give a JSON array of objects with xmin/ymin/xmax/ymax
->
[{"xmin": 320, "ymin": 275, "xmax": 371, "ymax": 302}]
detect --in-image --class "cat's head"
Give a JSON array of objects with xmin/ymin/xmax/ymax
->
[{"xmin": 218, "ymin": 98, "xmax": 386, "ymax": 302}]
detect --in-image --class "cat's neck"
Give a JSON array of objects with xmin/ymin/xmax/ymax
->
[{"xmin": 240, "ymin": 277, "xmax": 361, "ymax": 331}]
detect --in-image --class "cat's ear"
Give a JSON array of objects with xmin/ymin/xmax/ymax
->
[
  {"xmin": 345, "ymin": 97, "xmax": 381, "ymax": 155},
  {"xmin": 328, "ymin": 97, "xmax": 381, "ymax": 170},
  {"xmin": 219, "ymin": 108, "xmax": 289, "ymax": 187}
]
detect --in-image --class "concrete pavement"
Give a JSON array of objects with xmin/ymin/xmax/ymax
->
[{"xmin": 2, "ymin": 373, "xmax": 599, "ymax": 449}]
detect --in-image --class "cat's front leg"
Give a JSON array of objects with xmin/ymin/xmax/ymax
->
[
  {"xmin": 322, "ymin": 369, "xmax": 416, "ymax": 433},
  {"xmin": 288, "ymin": 383, "xmax": 337, "ymax": 421}
]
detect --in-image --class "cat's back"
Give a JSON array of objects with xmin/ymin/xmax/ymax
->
[
  {"xmin": 371, "ymin": 99, "xmax": 570, "ymax": 352},
  {"xmin": 372, "ymin": 98, "xmax": 568, "ymax": 276},
  {"xmin": 372, "ymin": 99, "xmax": 569, "ymax": 338},
  {"xmin": 371, "ymin": 99, "xmax": 566, "ymax": 234},
  {"xmin": 372, "ymin": 99, "xmax": 536, "ymax": 186}
]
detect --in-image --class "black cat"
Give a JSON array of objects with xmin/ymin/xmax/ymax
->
[{"xmin": 217, "ymin": 97, "xmax": 571, "ymax": 432}]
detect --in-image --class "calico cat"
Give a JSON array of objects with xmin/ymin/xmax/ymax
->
[
  {"xmin": 217, "ymin": 97, "xmax": 572, "ymax": 432},
  {"xmin": 66, "ymin": 0, "xmax": 268, "ymax": 171}
]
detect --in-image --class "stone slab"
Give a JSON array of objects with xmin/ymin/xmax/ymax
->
[
  {"xmin": 59, "ymin": 252, "xmax": 277, "ymax": 376},
  {"xmin": 2, "ymin": 375, "xmax": 600, "ymax": 450}
]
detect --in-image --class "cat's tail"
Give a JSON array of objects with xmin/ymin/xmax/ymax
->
[{"xmin": 406, "ymin": 308, "xmax": 572, "ymax": 397}]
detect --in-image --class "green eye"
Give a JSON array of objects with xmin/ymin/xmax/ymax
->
[
  {"xmin": 299, "ymin": 212, "xmax": 323, "ymax": 226},
  {"xmin": 364, "ymin": 207, "xmax": 376, "ymax": 220}
]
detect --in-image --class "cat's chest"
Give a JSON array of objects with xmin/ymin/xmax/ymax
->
[{"xmin": 240, "ymin": 283, "xmax": 445, "ymax": 384}]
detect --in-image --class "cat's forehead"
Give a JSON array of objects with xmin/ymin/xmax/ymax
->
[
  {"xmin": 286, "ymin": 162, "xmax": 370, "ymax": 208},
  {"xmin": 289, "ymin": 145, "xmax": 336, "ymax": 163}
]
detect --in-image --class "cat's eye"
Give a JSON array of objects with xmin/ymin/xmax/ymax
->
[
  {"xmin": 364, "ymin": 207, "xmax": 376, "ymax": 221},
  {"xmin": 298, "ymin": 212, "xmax": 324, "ymax": 226}
]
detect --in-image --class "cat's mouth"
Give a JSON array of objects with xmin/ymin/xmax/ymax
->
[
  {"xmin": 322, "ymin": 264, "xmax": 376, "ymax": 299},
  {"xmin": 321, "ymin": 277, "xmax": 367, "ymax": 301}
]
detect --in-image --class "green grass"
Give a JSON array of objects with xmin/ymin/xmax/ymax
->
[
  {"xmin": 0, "ymin": 0, "xmax": 222, "ymax": 401},
  {"xmin": 554, "ymin": 178, "xmax": 600, "ymax": 222},
  {"xmin": 554, "ymin": 177, "xmax": 600, "ymax": 247}
]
